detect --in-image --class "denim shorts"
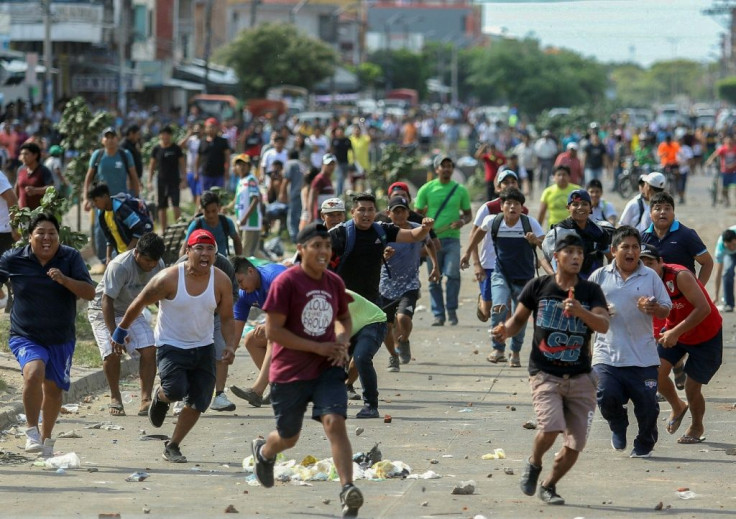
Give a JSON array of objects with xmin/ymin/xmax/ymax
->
[
  {"xmin": 270, "ymin": 366, "xmax": 348, "ymax": 439},
  {"xmin": 157, "ymin": 344, "xmax": 216, "ymax": 412},
  {"xmin": 9, "ymin": 335, "xmax": 75, "ymax": 391}
]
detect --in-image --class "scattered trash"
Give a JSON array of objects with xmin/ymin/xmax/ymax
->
[
  {"xmin": 654, "ymin": 501, "xmax": 663, "ymax": 510},
  {"xmin": 87, "ymin": 468, "xmax": 99, "ymax": 473},
  {"xmin": 407, "ymin": 470, "xmax": 440, "ymax": 480},
  {"xmin": 355, "ymin": 427, "xmax": 364, "ymax": 437},
  {"xmin": 428, "ymin": 376, "xmax": 432, "ymax": 380},
  {"xmin": 125, "ymin": 471, "xmax": 150, "ymax": 482},
  {"xmin": 384, "ymin": 415, "xmax": 392, "ymax": 423},
  {"xmin": 58, "ymin": 430, "xmax": 82, "ymax": 439},
  {"xmin": 84, "ymin": 422, "xmax": 124, "ymax": 430},
  {"xmin": 451, "ymin": 480, "xmax": 475, "ymax": 495},
  {"xmin": 458, "ymin": 408, "xmax": 473, "ymax": 413},
  {"xmin": 45, "ymin": 452, "xmax": 81, "ymax": 469},
  {"xmin": 509, "ymin": 407, "xmax": 516, "ymax": 411},
  {"xmin": 83, "ymin": 395, "xmax": 94, "ymax": 404},
  {"xmin": 0, "ymin": 450, "xmax": 33, "ymax": 466},
  {"xmin": 98, "ymin": 513, "xmax": 121, "ymax": 518},
  {"xmin": 481, "ymin": 449, "xmax": 506, "ymax": 460},
  {"xmin": 139, "ymin": 434, "xmax": 169, "ymax": 441},
  {"xmin": 676, "ymin": 487, "xmax": 689, "ymax": 492},
  {"xmin": 55, "ymin": 468, "xmax": 66, "ymax": 475},
  {"xmin": 441, "ymin": 454, "xmax": 453, "ymax": 458},
  {"xmin": 677, "ymin": 490, "xmax": 697, "ymax": 499},
  {"xmin": 429, "ymin": 459, "xmax": 439, "ymax": 464},
  {"xmin": 726, "ymin": 448, "xmax": 736, "ymax": 455},
  {"xmin": 142, "ymin": 508, "xmax": 150, "ymax": 514},
  {"xmin": 322, "ymin": 499, "xmax": 331, "ymax": 505},
  {"xmin": 522, "ymin": 420, "xmax": 537, "ymax": 430},
  {"xmin": 353, "ymin": 444, "xmax": 382, "ymax": 468},
  {"xmin": 60, "ymin": 404, "xmax": 79, "ymax": 414},
  {"xmin": 503, "ymin": 467, "xmax": 514, "ymax": 475},
  {"xmin": 421, "ymin": 501, "xmax": 428, "ymax": 507},
  {"xmin": 474, "ymin": 515, "xmax": 489, "ymax": 519},
  {"xmin": 224, "ymin": 504, "xmax": 239, "ymax": 513},
  {"xmin": 415, "ymin": 305, "xmax": 426, "ymax": 312}
]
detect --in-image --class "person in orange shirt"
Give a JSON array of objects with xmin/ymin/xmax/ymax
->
[
  {"xmin": 657, "ymin": 134, "xmax": 681, "ymax": 196},
  {"xmin": 401, "ymin": 117, "xmax": 417, "ymax": 147}
]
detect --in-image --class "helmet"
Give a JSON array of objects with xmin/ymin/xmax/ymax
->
[{"xmin": 49, "ymin": 145, "xmax": 63, "ymax": 157}]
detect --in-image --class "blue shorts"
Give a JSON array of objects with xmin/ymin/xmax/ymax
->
[
  {"xmin": 157, "ymin": 344, "xmax": 216, "ymax": 412},
  {"xmin": 722, "ymin": 172, "xmax": 736, "ymax": 187},
  {"xmin": 658, "ymin": 329, "xmax": 723, "ymax": 384},
  {"xmin": 9, "ymin": 335, "xmax": 75, "ymax": 391},
  {"xmin": 201, "ymin": 175, "xmax": 224, "ymax": 191},
  {"xmin": 479, "ymin": 269, "xmax": 494, "ymax": 302},
  {"xmin": 187, "ymin": 172, "xmax": 202, "ymax": 197},
  {"xmin": 270, "ymin": 366, "xmax": 348, "ymax": 439}
]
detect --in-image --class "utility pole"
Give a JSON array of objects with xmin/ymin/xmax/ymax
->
[
  {"xmin": 42, "ymin": 0, "xmax": 53, "ymax": 118},
  {"xmin": 250, "ymin": 0, "xmax": 260, "ymax": 28},
  {"xmin": 117, "ymin": 0, "xmax": 128, "ymax": 115},
  {"xmin": 451, "ymin": 42, "xmax": 458, "ymax": 106},
  {"xmin": 203, "ymin": 0, "xmax": 213, "ymax": 94}
]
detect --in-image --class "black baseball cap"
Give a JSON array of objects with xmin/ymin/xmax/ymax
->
[
  {"xmin": 388, "ymin": 196, "xmax": 409, "ymax": 210},
  {"xmin": 296, "ymin": 222, "xmax": 330, "ymax": 244},
  {"xmin": 640, "ymin": 244, "xmax": 661, "ymax": 260},
  {"xmin": 554, "ymin": 233, "xmax": 584, "ymax": 253}
]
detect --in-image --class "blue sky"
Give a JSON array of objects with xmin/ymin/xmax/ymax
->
[{"xmin": 481, "ymin": 0, "xmax": 725, "ymax": 66}]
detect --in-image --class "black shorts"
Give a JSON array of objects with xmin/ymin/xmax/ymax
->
[
  {"xmin": 381, "ymin": 289, "xmax": 420, "ymax": 323},
  {"xmin": 157, "ymin": 180, "xmax": 181, "ymax": 209},
  {"xmin": 270, "ymin": 366, "xmax": 348, "ymax": 439},
  {"xmin": 658, "ymin": 329, "xmax": 723, "ymax": 384},
  {"xmin": 157, "ymin": 344, "xmax": 216, "ymax": 411}
]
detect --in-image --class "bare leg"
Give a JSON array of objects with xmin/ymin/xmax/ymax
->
[
  {"xmin": 173, "ymin": 206, "xmax": 181, "ymax": 222},
  {"xmin": 384, "ymin": 322, "xmax": 397, "ymax": 356},
  {"xmin": 396, "ymin": 313, "xmax": 414, "ymax": 341},
  {"xmin": 170, "ymin": 405, "xmax": 201, "ymax": 446},
  {"xmin": 158, "ymin": 208, "xmax": 167, "ymax": 231},
  {"xmin": 215, "ymin": 360, "xmax": 229, "ymax": 393},
  {"xmin": 138, "ymin": 346, "xmax": 156, "ymax": 411},
  {"xmin": 40, "ymin": 379, "xmax": 63, "ymax": 441},
  {"xmin": 346, "ymin": 359, "xmax": 358, "ymax": 386},
  {"xmin": 530, "ymin": 430, "xmax": 559, "ymax": 467},
  {"xmin": 683, "ymin": 377, "xmax": 705, "ymax": 438},
  {"xmin": 322, "ymin": 413, "xmax": 353, "ymax": 486},
  {"xmin": 658, "ymin": 359, "xmax": 688, "ymax": 423},
  {"xmin": 22, "ymin": 360, "xmax": 45, "ymax": 429},
  {"xmin": 261, "ymin": 430, "xmax": 300, "ymax": 460},
  {"xmin": 252, "ymin": 342, "xmax": 272, "ymax": 395},
  {"xmin": 245, "ymin": 332, "xmax": 268, "ymax": 369},
  {"xmin": 542, "ymin": 446, "xmax": 580, "ymax": 488},
  {"xmin": 102, "ymin": 353, "xmax": 125, "ymax": 413}
]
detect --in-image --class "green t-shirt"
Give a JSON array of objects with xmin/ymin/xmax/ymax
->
[
  {"xmin": 348, "ymin": 289, "xmax": 386, "ymax": 337},
  {"xmin": 414, "ymin": 179, "xmax": 471, "ymax": 239},
  {"xmin": 540, "ymin": 183, "xmax": 581, "ymax": 228}
]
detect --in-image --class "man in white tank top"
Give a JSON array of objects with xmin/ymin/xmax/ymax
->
[{"xmin": 111, "ymin": 229, "xmax": 238, "ymax": 463}]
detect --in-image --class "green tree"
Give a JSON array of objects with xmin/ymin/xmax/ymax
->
[
  {"xmin": 717, "ymin": 76, "xmax": 736, "ymax": 104},
  {"xmin": 214, "ymin": 23, "xmax": 337, "ymax": 97},
  {"xmin": 367, "ymin": 48, "xmax": 431, "ymax": 97}
]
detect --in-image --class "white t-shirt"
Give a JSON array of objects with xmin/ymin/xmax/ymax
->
[
  {"xmin": 0, "ymin": 171, "xmax": 12, "ymax": 233},
  {"xmin": 185, "ymin": 135, "xmax": 200, "ymax": 173},
  {"xmin": 473, "ymin": 204, "xmax": 496, "ymax": 269},
  {"xmin": 591, "ymin": 199, "xmax": 618, "ymax": 223},
  {"xmin": 308, "ymin": 135, "xmax": 329, "ymax": 169},
  {"xmin": 618, "ymin": 194, "xmax": 650, "ymax": 233}
]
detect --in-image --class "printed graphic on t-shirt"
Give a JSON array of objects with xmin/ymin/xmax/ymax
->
[
  {"xmin": 535, "ymin": 298, "xmax": 591, "ymax": 363},
  {"xmin": 302, "ymin": 290, "xmax": 334, "ymax": 336}
]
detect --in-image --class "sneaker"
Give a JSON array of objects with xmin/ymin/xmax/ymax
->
[
  {"xmin": 431, "ymin": 317, "xmax": 445, "ymax": 326},
  {"xmin": 210, "ymin": 392, "xmax": 236, "ymax": 412},
  {"xmin": 340, "ymin": 483, "xmax": 364, "ymax": 518},
  {"xmin": 347, "ymin": 385, "xmax": 362, "ymax": 401},
  {"xmin": 611, "ymin": 429, "xmax": 626, "ymax": 451},
  {"xmin": 230, "ymin": 385, "xmax": 263, "ymax": 408},
  {"xmin": 538, "ymin": 484, "xmax": 565, "ymax": 505},
  {"xmin": 629, "ymin": 447, "xmax": 652, "ymax": 458},
  {"xmin": 41, "ymin": 438, "xmax": 56, "ymax": 459},
  {"xmin": 24, "ymin": 426, "xmax": 43, "ymax": 453},
  {"xmin": 397, "ymin": 340, "xmax": 411, "ymax": 364},
  {"xmin": 356, "ymin": 404, "xmax": 379, "ymax": 419},
  {"xmin": 520, "ymin": 458, "xmax": 542, "ymax": 496},
  {"xmin": 148, "ymin": 386, "xmax": 170, "ymax": 428},
  {"xmin": 162, "ymin": 440, "xmax": 187, "ymax": 463},
  {"xmin": 448, "ymin": 312, "xmax": 458, "ymax": 326},
  {"xmin": 172, "ymin": 401, "xmax": 185, "ymax": 416},
  {"xmin": 717, "ymin": 303, "xmax": 734, "ymax": 313},
  {"xmin": 251, "ymin": 438, "xmax": 275, "ymax": 488},
  {"xmin": 387, "ymin": 355, "xmax": 400, "ymax": 372}
]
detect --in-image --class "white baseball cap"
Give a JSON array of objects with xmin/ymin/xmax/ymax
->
[{"xmin": 644, "ymin": 172, "xmax": 666, "ymax": 189}]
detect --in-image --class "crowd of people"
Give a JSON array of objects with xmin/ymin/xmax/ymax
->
[{"xmin": 0, "ymin": 99, "xmax": 734, "ymax": 517}]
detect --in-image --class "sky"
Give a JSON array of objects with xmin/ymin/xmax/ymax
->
[{"xmin": 481, "ymin": 0, "xmax": 725, "ymax": 67}]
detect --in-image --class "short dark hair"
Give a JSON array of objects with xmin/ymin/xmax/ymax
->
[
  {"xmin": 200, "ymin": 190, "xmax": 220, "ymax": 209},
  {"xmin": 272, "ymin": 160, "xmax": 283, "ymax": 168},
  {"xmin": 352, "ymin": 192, "xmax": 376, "ymax": 206},
  {"xmin": 499, "ymin": 187, "xmax": 526, "ymax": 205},
  {"xmin": 612, "ymin": 225, "xmax": 641, "ymax": 248},
  {"xmin": 136, "ymin": 232, "xmax": 165, "ymax": 261},
  {"xmin": 231, "ymin": 256, "xmax": 257, "ymax": 274},
  {"xmin": 288, "ymin": 149, "xmax": 299, "ymax": 160},
  {"xmin": 586, "ymin": 179, "xmax": 603, "ymax": 190},
  {"xmin": 649, "ymin": 191, "xmax": 674, "ymax": 209},
  {"xmin": 87, "ymin": 183, "xmax": 110, "ymax": 199},
  {"xmin": 723, "ymin": 229, "xmax": 736, "ymax": 243},
  {"xmin": 29, "ymin": 212, "xmax": 60, "ymax": 234},
  {"xmin": 125, "ymin": 124, "xmax": 140, "ymax": 136},
  {"xmin": 160, "ymin": 125, "xmax": 173, "ymax": 135},
  {"xmin": 554, "ymin": 165, "xmax": 571, "ymax": 175},
  {"xmin": 19, "ymin": 142, "xmax": 41, "ymax": 159}
]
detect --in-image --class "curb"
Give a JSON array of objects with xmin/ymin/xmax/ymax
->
[{"xmin": 0, "ymin": 357, "xmax": 139, "ymax": 431}]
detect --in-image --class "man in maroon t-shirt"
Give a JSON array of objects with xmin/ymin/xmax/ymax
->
[
  {"xmin": 250, "ymin": 223, "xmax": 364, "ymax": 518},
  {"xmin": 475, "ymin": 142, "xmax": 506, "ymax": 201},
  {"xmin": 554, "ymin": 143, "xmax": 583, "ymax": 186},
  {"xmin": 308, "ymin": 153, "xmax": 337, "ymax": 222}
]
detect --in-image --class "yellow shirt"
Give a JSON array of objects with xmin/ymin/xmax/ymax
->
[
  {"xmin": 104, "ymin": 210, "xmax": 128, "ymax": 253},
  {"xmin": 349, "ymin": 134, "xmax": 371, "ymax": 171},
  {"xmin": 540, "ymin": 183, "xmax": 581, "ymax": 228}
]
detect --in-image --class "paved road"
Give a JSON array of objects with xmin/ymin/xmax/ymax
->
[{"xmin": 0, "ymin": 173, "xmax": 734, "ymax": 518}]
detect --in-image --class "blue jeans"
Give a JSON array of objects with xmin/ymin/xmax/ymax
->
[
  {"xmin": 593, "ymin": 364, "xmax": 660, "ymax": 454},
  {"xmin": 336, "ymin": 162, "xmax": 348, "ymax": 195},
  {"xmin": 427, "ymin": 238, "xmax": 461, "ymax": 320},
  {"xmin": 287, "ymin": 197, "xmax": 302, "ymax": 242},
  {"xmin": 350, "ymin": 321, "xmax": 387, "ymax": 408},
  {"xmin": 489, "ymin": 271, "xmax": 526, "ymax": 353},
  {"xmin": 722, "ymin": 254, "xmax": 736, "ymax": 307}
]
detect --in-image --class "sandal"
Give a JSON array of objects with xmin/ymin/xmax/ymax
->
[
  {"xmin": 108, "ymin": 403, "xmax": 126, "ymax": 416},
  {"xmin": 509, "ymin": 354, "xmax": 522, "ymax": 368},
  {"xmin": 666, "ymin": 405, "xmax": 689, "ymax": 435},
  {"xmin": 487, "ymin": 351, "xmax": 507, "ymax": 363},
  {"xmin": 676, "ymin": 434, "xmax": 705, "ymax": 444},
  {"xmin": 476, "ymin": 294, "xmax": 489, "ymax": 323}
]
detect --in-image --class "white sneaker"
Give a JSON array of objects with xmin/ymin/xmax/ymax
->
[
  {"xmin": 717, "ymin": 304, "xmax": 734, "ymax": 313},
  {"xmin": 172, "ymin": 401, "xmax": 185, "ymax": 416},
  {"xmin": 210, "ymin": 392, "xmax": 236, "ymax": 412},
  {"xmin": 41, "ymin": 438, "xmax": 56, "ymax": 458},
  {"xmin": 24, "ymin": 426, "xmax": 43, "ymax": 453}
]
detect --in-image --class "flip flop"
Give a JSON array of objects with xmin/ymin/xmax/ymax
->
[
  {"xmin": 666, "ymin": 404, "xmax": 689, "ymax": 435},
  {"xmin": 476, "ymin": 294, "xmax": 489, "ymax": 323},
  {"xmin": 138, "ymin": 405, "xmax": 150, "ymax": 417},
  {"xmin": 509, "ymin": 356, "xmax": 522, "ymax": 368},
  {"xmin": 677, "ymin": 435, "xmax": 706, "ymax": 444},
  {"xmin": 108, "ymin": 403, "xmax": 126, "ymax": 416}
]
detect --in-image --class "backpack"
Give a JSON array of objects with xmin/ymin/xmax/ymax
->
[
  {"xmin": 193, "ymin": 214, "xmax": 232, "ymax": 256},
  {"xmin": 489, "ymin": 213, "xmax": 537, "ymax": 279},
  {"xmin": 91, "ymin": 148, "xmax": 131, "ymax": 175},
  {"xmin": 111, "ymin": 193, "xmax": 153, "ymax": 229},
  {"xmin": 335, "ymin": 219, "xmax": 391, "ymax": 278}
]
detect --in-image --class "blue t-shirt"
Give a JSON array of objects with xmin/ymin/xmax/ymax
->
[
  {"xmin": 379, "ymin": 222, "xmax": 425, "ymax": 300},
  {"xmin": 0, "ymin": 245, "xmax": 94, "ymax": 345},
  {"xmin": 641, "ymin": 220, "xmax": 707, "ymax": 273},
  {"xmin": 89, "ymin": 148, "xmax": 134, "ymax": 196},
  {"xmin": 233, "ymin": 263, "xmax": 288, "ymax": 321},
  {"xmin": 184, "ymin": 216, "xmax": 237, "ymax": 256}
]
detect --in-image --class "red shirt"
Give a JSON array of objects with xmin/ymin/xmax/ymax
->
[
  {"xmin": 658, "ymin": 263, "xmax": 721, "ymax": 344},
  {"xmin": 481, "ymin": 151, "xmax": 506, "ymax": 183},
  {"xmin": 554, "ymin": 152, "xmax": 583, "ymax": 185},
  {"xmin": 16, "ymin": 164, "xmax": 53, "ymax": 209},
  {"xmin": 310, "ymin": 172, "xmax": 335, "ymax": 221},
  {"xmin": 485, "ymin": 198, "xmax": 529, "ymax": 215},
  {"xmin": 262, "ymin": 267, "xmax": 350, "ymax": 383},
  {"xmin": 716, "ymin": 144, "xmax": 736, "ymax": 174}
]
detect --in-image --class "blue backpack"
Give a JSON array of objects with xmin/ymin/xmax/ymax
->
[{"xmin": 335, "ymin": 219, "xmax": 391, "ymax": 277}]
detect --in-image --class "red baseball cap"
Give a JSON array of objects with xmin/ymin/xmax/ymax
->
[
  {"xmin": 204, "ymin": 117, "xmax": 219, "ymax": 126},
  {"xmin": 388, "ymin": 182, "xmax": 410, "ymax": 198},
  {"xmin": 187, "ymin": 229, "xmax": 217, "ymax": 248}
]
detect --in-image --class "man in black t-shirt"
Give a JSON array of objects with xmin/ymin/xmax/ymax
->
[
  {"xmin": 492, "ymin": 233, "xmax": 609, "ymax": 506},
  {"xmin": 330, "ymin": 126, "xmax": 353, "ymax": 196},
  {"xmin": 148, "ymin": 126, "xmax": 185, "ymax": 230},
  {"xmin": 196, "ymin": 117, "xmax": 231, "ymax": 191},
  {"xmin": 121, "ymin": 124, "xmax": 143, "ymax": 179},
  {"xmin": 328, "ymin": 193, "xmax": 434, "ymax": 419}
]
